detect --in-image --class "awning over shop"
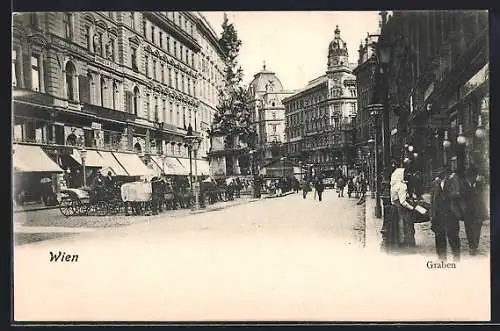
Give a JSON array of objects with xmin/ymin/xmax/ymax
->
[
  {"xmin": 151, "ymin": 156, "xmax": 181, "ymax": 176},
  {"xmin": 13, "ymin": 144, "xmax": 63, "ymax": 173},
  {"xmin": 176, "ymin": 158, "xmax": 192, "ymax": 176},
  {"xmin": 98, "ymin": 151, "xmax": 128, "ymax": 176},
  {"xmin": 148, "ymin": 156, "xmax": 163, "ymax": 177},
  {"xmin": 113, "ymin": 152, "xmax": 153, "ymax": 177},
  {"xmin": 70, "ymin": 149, "xmax": 104, "ymax": 167},
  {"xmin": 196, "ymin": 160, "xmax": 210, "ymax": 176}
]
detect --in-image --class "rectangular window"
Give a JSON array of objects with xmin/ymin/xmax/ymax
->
[
  {"xmin": 161, "ymin": 63, "xmax": 165, "ymax": 83},
  {"xmin": 30, "ymin": 13, "xmax": 38, "ymax": 27},
  {"xmin": 174, "ymin": 41, "xmax": 177, "ymax": 57},
  {"xmin": 153, "ymin": 59, "xmax": 157, "ymax": 80},
  {"xmin": 84, "ymin": 26, "xmax": 91, "ymax": 50},
  {"xmin": 162, "ymin": 99, "xmax": 166, "ymax": 123},
  {"xmin": 143, "ymin": 19, "xmax": 147, "ymax": 37},
  {"xmin": 154, "ymin": 96, "xmax": 159, "ymax": 121},
  {"xmin": 146, "ymin": 93, "xmax": 150, "ymax": 118},
  {"xmin": 159, "ymin": 32, "xmax": 163, "ymax": 48},
  {"xmin": 63, "ymin": 13, "xmax": 73, "ymax": 40},
  {"xmin": 31, "ymin": 55, "xmax": 41, "ymax": 92},
  {"xmin": 109, "ymin": 38, "xmax": 115, "ymax": 61},
  {"xmin": 130, "ymin": 12, "xmax": 135, "ymax": 29},
  {"xmin": 185, "ymin": 49, "xmax": 189, "ymax": 64},
  {"xmin": 168, "ymin": 68, "xmax": 172, "ymax": 86},
  {"xmin": 12, "ymin": 50, "xmax": 18, "ymax": 87},
  {"xmin": 180, "ymin": 45, "xmax": 184, "ymax": 62},
  {"xmin": 167, "ymin": 36, "xmax": 170, "ymax": 52},
  {"xmin": 175, "ymin": 72, "xmax": 178, "ymax": 89},
  {"xmin": 145, "ymin": 55, "xmax": 149, "ymax": 77},
  {"xmin": 191, "ymin": 53, "xmax": 194, "ymax": 67},
  {"xmin": 151, "ymin": 26, "xmax": 155, "ymax": 43},
  {"xmin": 131, "ymin": 47, "xmax": 138, "ymax": 70}
]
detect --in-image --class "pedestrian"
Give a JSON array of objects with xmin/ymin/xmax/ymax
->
[
  {"xmin": 430, "ymin": 165, "xmax": 460, "ymax": 261},
  {"xmin": 389, "ymin": 167, "xmax": 417, "ymax": 251},
  {"xmin": 314, "ymin": 178, "xmax": 325, "ymax": 202},
  {"xmin": 462, "ymin": 166, "xmax": 488, "ymax": 256},
  {"xmin": 302, "ymin": 180, "xmax": 311, "ymax": 199},
  {"xmin": 336, "ymin": 176, "xmax": 345, "ymax": 197}
]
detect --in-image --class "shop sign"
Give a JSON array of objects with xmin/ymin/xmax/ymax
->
[
  {"xmin": 459, "ymin": 63, "xmax": 489, "ymax": 100},
  {"xmin": 91, "ymin": 122, "xmax": 102, "ymax": 130},
  {"xmin": 424, "ymin": 81, "xmax": 434, "ymax": 102}
]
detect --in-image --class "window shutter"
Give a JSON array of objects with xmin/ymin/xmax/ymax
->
[
  {"xmin": 22, "ymin": 53, "xmax": 31, "ymax": 89},
  {"xmin": 78, "ymin": 75, "xmax": 90, "ymax": 103}
]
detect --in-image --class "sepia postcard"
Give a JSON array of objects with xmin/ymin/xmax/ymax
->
[{"xmin": 12, "ymin": 10, "xmax": 491, "ymax": 322}]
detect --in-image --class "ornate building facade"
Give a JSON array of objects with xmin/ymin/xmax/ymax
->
[
  {"xmin": 378, "ymin": 10, "xmax": 489, "ymax": 186},
  {"xmin": 352, "ymin": 30, "xmax": 380, "ymax": 185},
  {"xmin": 247, "ymin": 64, "xmax": 295, "ymax": 165},
  {"xmin": 12, "ymin": 11, "xmax": 225, "ymax": 201},
  {"xmin": 283, "ymin": 26, "xmax": 358, "ymax": 177}
]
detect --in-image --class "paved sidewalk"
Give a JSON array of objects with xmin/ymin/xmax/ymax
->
[
  {"xmin": 14, "ymin": 197, "xmax": 260, "ymax": 234},
  {"xmin": 364, "ymin": 196, "xmax": 383, "ymax": 251}
]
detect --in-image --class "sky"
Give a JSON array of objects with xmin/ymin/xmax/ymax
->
[{"xmin": 200, "ymin": 11, "xmax": 382, "ymax": 91}]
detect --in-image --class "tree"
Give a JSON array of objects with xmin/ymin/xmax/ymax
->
[{"xmin": 210, "ymin": 13, "xmax": 256, "ymax": 148}]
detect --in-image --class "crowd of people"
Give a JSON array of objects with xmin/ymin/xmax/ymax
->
[{"xmin": 385, "ymin": 162, "xmax": 488, "ymax": 260}]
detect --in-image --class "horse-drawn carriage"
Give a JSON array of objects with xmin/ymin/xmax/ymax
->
[{"xmin": 58, "ymin": 181, "xmax": 139, "ymax": 217}]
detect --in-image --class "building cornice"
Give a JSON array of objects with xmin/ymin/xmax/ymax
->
[{"xmin": 144, "ymin": 12, "xmax": 201, "ymax": 52}]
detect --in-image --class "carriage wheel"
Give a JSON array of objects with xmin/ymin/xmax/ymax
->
[
  {"xmin": 94, "ymin": 201, "xmax": 109, "ymax": 216},
  {"xmin": 59, "ymin": 198, "xmax": 75, "ymax": 217}
]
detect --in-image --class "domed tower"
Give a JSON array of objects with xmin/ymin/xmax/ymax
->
[
  {"xmin": 326, "ymin": 25, "xmax": 356, "ymax": 109},
  {"xmin": 327, "ymin": 25, "xmax": 350, "ymax": 72}
]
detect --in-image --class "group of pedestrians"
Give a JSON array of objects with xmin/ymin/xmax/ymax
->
[
  {"xmin": 385, "ymin": 162, "xmax": 488, "ymax": 260},
  {"xmin": 300, "ymin": 176, "xmax": 325, "ymax": 201}
]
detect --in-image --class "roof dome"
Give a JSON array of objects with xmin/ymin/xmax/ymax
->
[
  {"xmin": 248, "ymin": 63, "xmax": 284, "ymax": 96},
  {"xmin": 329, "ymin": 25, "xmax": 348, "ymax": 56}
]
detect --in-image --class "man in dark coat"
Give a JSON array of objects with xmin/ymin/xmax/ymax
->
[
  {"xmin": 463, "ymin": 166, "xmax": 488, "ymax": 255},
  {"xmin": 314, "ymin": 178, "xmax": 325, "ymax": 202},
  {"xmin": 430, "ymin": 168, "xmax": 460, "ymax": 260},
  {"xmin": 431, "ymin": 166, "xmax": 461, "ymax": 261}
]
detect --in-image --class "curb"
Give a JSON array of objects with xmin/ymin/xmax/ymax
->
[
  {"xmin": 14, "ymin": 206, "xmax": 60, "ymax": 214},
  {"xmin": 189, "ymin": 198, "xmax": 260, "ymax": 215},
  {"xmin": 264, "ymin": 191, "xmax": 296, "ymax": 199},
  {"xmin": 364, "ymin": 196, "xmax": 382, "ymax": 250}
]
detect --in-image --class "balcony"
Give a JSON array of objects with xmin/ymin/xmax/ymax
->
[{"xmin": 82, "ymin": 103, "xmax": 137, "ymax": 123}]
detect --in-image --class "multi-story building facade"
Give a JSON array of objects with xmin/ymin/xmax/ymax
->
[
  {"xmin": 283, "ymin": 26, "xmax": 358, "ymax": 177},
  {"xmin": 378, "ymin": 10, "xmax": 489, "ymax": 186},
  {"xmin": 12, "ymin": 11, "xmax": 225, "ymax": 202},
  {"xmin": 248, "ymin": 64, "xmax": 295, "ymax": 165},
  {"xmin": 352, "ymin": 31, "xmax": 380, "ymax": 183}
]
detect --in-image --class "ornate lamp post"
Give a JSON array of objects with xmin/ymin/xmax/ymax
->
[
  {"xmin": 184, "ymin": 124, "xmax": 201, "ymax": 210},
  {"xmin": 80, "ymin": 147, "xmax": 87, "ymax": 188},
  {"xmin": 367, "ymin": 105, "xmax": 383, "ymax": 218},
  {"xmin": 375, "ymin": 37, "xmax": 393, "ymax": 227},
  {"xmin": 443, "ymin": 130, "xmax": 452, "ymax": 166}
]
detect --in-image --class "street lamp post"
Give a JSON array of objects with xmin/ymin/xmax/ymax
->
[
  {"xmin": 375, "ymin": 37, "xmax": 393, "ymax": 228},
  {"xmin": 280, "ymin": 156, "xmax": 286, "ymax": 178},
  {"xmin": 184, "ymin": 124, "xmax": 201, "ymax": 210},
  {"xmin": 367, "ymin": 105, "xmax": 383, "ymax": 218},
  {"xmin": 80, "ymin": 147, "xmax": 87, "ymax": 188}
]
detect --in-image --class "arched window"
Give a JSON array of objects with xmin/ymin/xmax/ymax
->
[
  {"xmin": 87, "ymin": 72, "xmax": 94, "ymax": 104},
  {"xmin": 133, "ymin": 86, "xmax": 140, "ymax": 115},
  {"xmin": 112, "ymin": 81, "xmax": 118, "ymax": 110},
  {"xmin": 65, "ymin": 62, "xmax": 76, "ymax": 101},
  {"xmin": 100, "ymin": 77, "xmax": 106, "ymax": 107}
]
